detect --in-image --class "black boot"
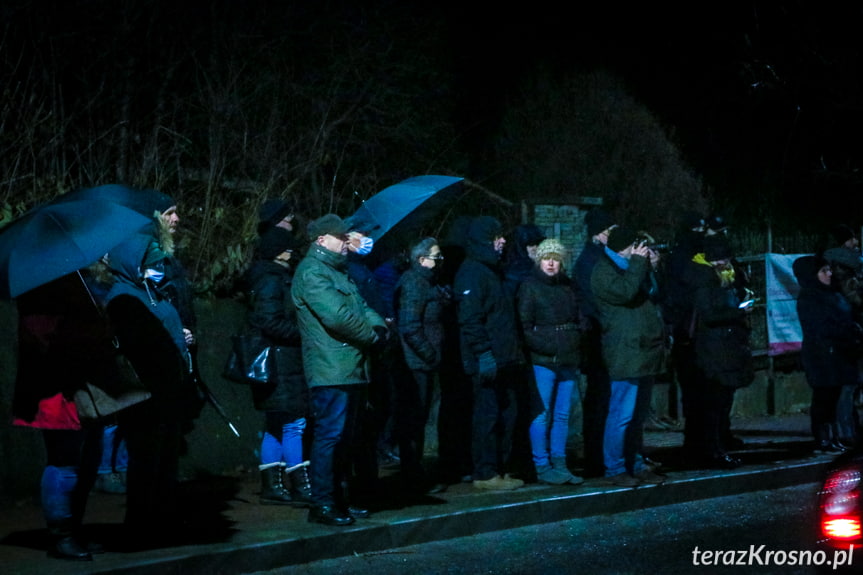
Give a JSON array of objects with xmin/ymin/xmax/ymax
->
[
  {"xmin": 47, "ymin": 520, "xmax": 92, "ymax": 561},
  {"xmin": 815, "ymin": 424, "xmax": 847, "ymax": 454},
  {"xmin": 259, "ymin": 463, "xmax": 293, "ymax": 505},
  {"xmin": 286, "ymin": 462, "xmax": 313, "ymax": 508}
]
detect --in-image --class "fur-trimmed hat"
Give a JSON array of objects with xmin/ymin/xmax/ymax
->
[{"xmin": 535, "ymin": 238, "xmax": 566, "ymax": 261}]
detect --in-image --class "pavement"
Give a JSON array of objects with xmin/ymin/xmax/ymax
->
[{"xmin": 0, "ymin": 412, "xmax": 837, "ymax": 575}]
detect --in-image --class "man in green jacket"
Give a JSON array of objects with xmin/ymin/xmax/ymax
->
[
  {"xmin": 292, "ymin": 214, "xmax": 387, "ymax": 526},
  {"xmin": 591, "ymin": 226, "xmax": 667, "ymax": 487}
]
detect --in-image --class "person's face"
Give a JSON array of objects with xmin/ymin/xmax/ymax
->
[
  {"xmin": 817, "ymin": 265, "xmax": 833, "ymax": 287},
  {"xmin": 318, "ymin": 233, "xmax": 347, "ymax": 255},
  {"xmin": 161, "ymin": 206, "xmax": 179, "ymax": 234},
  {"xmin": 844, "ymin": 237, "xmax": 860, "ymax": 250},
  {"xmin": 540, "ymin": 257, "xmax": 561, "ymax": 277},
  {"xmin": 419, "ymin": 244, "xmax": 443, "ymax": 269},
  {"xmin": 526, "ymin": 244, "xmax": 539, "ymax": 261},
  {"xmin": 493, "ymin": 235, "xmax": 506, "ymax": 254},
  {"xmin": 276, "ymin": 214, "xmax": 294, "ymax": 232}
]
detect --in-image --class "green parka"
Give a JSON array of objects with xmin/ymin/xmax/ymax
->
[
  {"xmin": 291, "ymin": 243, "xmax": 386, "ymax": 388},
  {"xmin": 590, "ymin": 253, "xmax": 667, "ymax": 380}
]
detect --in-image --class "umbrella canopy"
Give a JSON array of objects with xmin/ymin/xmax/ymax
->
[
  {"xmin": 51, "ymin": 184, "xmax": 174, "ymax": 218},
  {"xmin": 347, "ymin": 175, "xmax": 465, "ymax": 244},
  {"xmin": 0, "ymin": 199, "xmax": 153, "ymax": 298}
]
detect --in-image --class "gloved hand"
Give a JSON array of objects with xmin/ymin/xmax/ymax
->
[
  {"xmin": 477, "ymin": 351, "xmax": 497, "ymax": 382},
  {"xmin": 370, "ymin": 325, "xmax": 389, "ymax": 353}
]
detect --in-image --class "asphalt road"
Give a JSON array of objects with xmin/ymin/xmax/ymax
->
[{"xmin": 244, "ymin": 482, "xmax": 851, "ymax": 575}]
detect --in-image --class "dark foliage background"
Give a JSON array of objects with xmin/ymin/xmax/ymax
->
[{"xmin": 2, "ymin": 1, "xmax": 859, "ymax": 293}]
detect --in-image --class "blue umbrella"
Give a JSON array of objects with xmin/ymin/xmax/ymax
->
[
  {"xmin": 0, "ymin": 199, "xmax": 153, "ymax": 298},
  {"xmin": 51, "ymin": 184, "xmax": 173, "ymax": 218},
  {"xmin": 347, "ymin": 175, "xmax": 465, "ymax": 243}
]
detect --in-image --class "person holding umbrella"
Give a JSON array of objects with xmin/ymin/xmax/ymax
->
[{"xmin": 1, "ymin": 197, "xmax": 153, "ymax": 560}]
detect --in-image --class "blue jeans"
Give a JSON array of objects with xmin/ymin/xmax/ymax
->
[
  {"xmin": 309, "ymin": 385, "xmax": 363, "ymax": 508},
  {"xmin": 261, "ymin": 414, "xmax": 306, "ymax": 468},
  {"xmin": 98, "ymin": 424, "xmax": 128, "ymax": 474},
  {"xmin": 529, "ymin": 365, "xmax": 578, "ymax": 469},
  {"xmin": 41, "ymin": 428, "xmax": 101, "ymax": 529},
  {"xmin": 603, "ymin": 378, "xmax": 653, "ymax": 477}
]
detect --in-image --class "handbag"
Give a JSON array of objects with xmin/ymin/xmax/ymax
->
[
  {"xmin": 222, "ymin": 333, "xmax": 274, "ymax": 385},
  {"xmin": 74, "ymin": 353, "xmax": 152, "ymax": 420}
]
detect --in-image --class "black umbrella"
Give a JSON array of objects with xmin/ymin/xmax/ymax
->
[{"xmin": 0, "ymin": 199, "xmax": 152, "ymax": 298}]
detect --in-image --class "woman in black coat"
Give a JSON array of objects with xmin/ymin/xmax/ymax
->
[
  {"xmin": 517, "ymin": 239, "xmax": 585, "ymax": 485},
  {"xmin": 246, "ymin": 227, "xmax": 311, "ymax": 506},
  {"xmin": 793, "ymin": 254, "xmax": 861, "ymax": 452},
  {"xmin": 394, "ymin": 237, "xmax": 450, "ymax": 494},
  {"xmin": 687, "ymin": 237, "xmax": 754, "ymax": 469}
]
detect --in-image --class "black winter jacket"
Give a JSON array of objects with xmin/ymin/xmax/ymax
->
[
  {"xmin": 517, "ymin": 267, "xmax": 584, "ymax": 368},
  {"xmin": 454, "ymin": 242, "xmax": 522, "ymax": 374},
  {"xmin": 396, "ymin": 264, "xmax": 448, "ymax": 372},
  {"xmin": 247, "ymin": 259, "xmax": 307, "ymax": 417}
]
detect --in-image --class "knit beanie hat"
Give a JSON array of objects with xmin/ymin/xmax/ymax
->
[
  {"xmin": 258, "ymin": 227, "xmax": 299, "ymax": 260},
  {"xmin": 535, "ymin": 238, "xmax": 566, "ymax": 261},
  {"xmin": 607, "ymin": 226, "xmax": 639, "ymax": 253},
  {"xmin": 258, "ymin": 199, "xmax": 293, "ymax": 232}
]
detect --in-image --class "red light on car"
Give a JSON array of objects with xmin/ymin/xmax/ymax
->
[{"xmin": 823, "ymin": 517, "xmax": 863, "ymax": 540}]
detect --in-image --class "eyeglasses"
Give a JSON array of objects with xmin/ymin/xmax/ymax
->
[{"xmin": 424, "ymin": 255, "xmax": 444, "ymax": 261}]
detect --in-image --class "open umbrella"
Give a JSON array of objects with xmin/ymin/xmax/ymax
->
[
  {"xmin": 0, "ymin": 199, "xmax": 152, "ymax": 298},
  {"xmin": 51, "ymin": 184, "xmax": 173, "ymax": 218},
  {"xmin": 347, "ymin": 175, "xmax": 465, "ymax": 243}
]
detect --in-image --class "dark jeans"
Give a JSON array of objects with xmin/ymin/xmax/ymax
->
[
  {"xmin": 41, "ymin": 426, "xmax": 102, "ymax": 531},
  {"xmin": 581, "ymin": 332, "xmax": 611, "ymax": 477},
  {"xmin": 309, "ymin": 385, "xmax": 364, "ymax": 508},
  {"xmin": 397, "ymin": 369, "xmax": 434, "ymax": 483},
  {"xmin": 472, "ymin": 368, "xmax": 518, "ymax": 481}
]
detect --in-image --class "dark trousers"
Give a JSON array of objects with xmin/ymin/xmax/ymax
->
[
  {"xmin": 811, "ymin": 386, "xmax": 843, "ymax": 441},
  {"xmin": 471, "ymin": 369, "xmax": 517, "ymax": 481},
  {"xmin": 119, "ymin": 402, "xmax": 183, "ymax": 532},
  {"xmin": 397, "ymin": 369, "xmax": 434, "ymax": 483},
  {"xmin": 309, "ymin": 385, "xmax": 363, "ymax": 508}
]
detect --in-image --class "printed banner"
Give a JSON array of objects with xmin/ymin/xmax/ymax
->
[{"xmin": 765, "ymin": 253, "xmax": 804, "ymax": 355}]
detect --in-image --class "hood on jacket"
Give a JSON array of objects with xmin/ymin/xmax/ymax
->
[
  {"xmin": 106, "ymin": 233, "xmax": 152, "ymax": 286},
  {"xmin": 468, "ymin": 216, "xmax": 503, "ymax": 247},
  {"xmin": 793, "ymin": 254, "xmax": 830, "ymax": 291}
]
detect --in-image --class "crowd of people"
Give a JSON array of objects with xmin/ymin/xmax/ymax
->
[{"xmin": 10, "ymin": 186, "xmax": 863, "ymax": 558}]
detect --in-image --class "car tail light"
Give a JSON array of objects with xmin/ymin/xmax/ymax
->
[{"xmin": 820, "ymin": 467, "xmax": 863, "ymax": 544}]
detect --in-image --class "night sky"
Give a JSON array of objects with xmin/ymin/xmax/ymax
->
[
  {"xmin": 6, "ymin": 1, "xmax": 863, "ymax": 230},
  {"xmin": 448, "ymin": 3, "xmax": 863, "ymax": 229}
]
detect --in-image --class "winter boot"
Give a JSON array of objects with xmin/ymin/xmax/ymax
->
[
  {"xmin": 259, "ymin": 463, "xmax": 293, "ymax": 505},
  {"xmin": 285, "ymin": 461, "xmax": 313, "ymax": 508},
  {"xmin": 536, "ymin": 465, "xmax": 572, "ymax": 485},
  {"xmin": 551, "ymin": 457, "xmax": 584, "ymax": 485},
  {"xmin": 47, "ymin": 519, "xmax": 92, "ymax": 561}
]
